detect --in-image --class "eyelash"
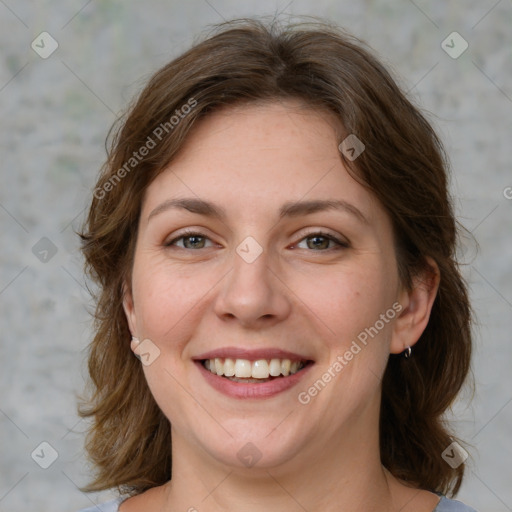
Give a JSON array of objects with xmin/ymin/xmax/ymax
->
[{"xmin": 165, "ymin": 229, "xmax": 350, "ymax": 251}]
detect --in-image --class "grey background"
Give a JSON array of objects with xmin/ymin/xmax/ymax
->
[{"xmin": 1, "ymin": 1, "xmax": 511, "ymax": 511}]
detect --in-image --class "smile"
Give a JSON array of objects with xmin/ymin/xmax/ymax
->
[{"xmin": 194, "ymin": 348, "xmax": 314, "ymax": 399}]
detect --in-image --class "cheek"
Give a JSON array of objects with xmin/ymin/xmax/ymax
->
[
  {"xmin": 131, "ymin": 258, "xmax": 217, "ymax": 345},
  {"xmin": 295, "ymin": 258, "xmax": 397, "ymax": 343},
  {"xmin": 299, "ymin": 264, "xmax": 398, "ymax": 418}
]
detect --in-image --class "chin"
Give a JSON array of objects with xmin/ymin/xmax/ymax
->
[{"xmin": 196, "ymin": 418, "xmax": 309, "ymax": 471}]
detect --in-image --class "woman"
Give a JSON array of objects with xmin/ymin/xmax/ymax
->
[{"xmin": 77, "ymin": 18, "xmax": 477, "ymax": 512}]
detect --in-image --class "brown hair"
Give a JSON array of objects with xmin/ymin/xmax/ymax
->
[{"xmin": 78, "ymin": 17, "xmax": 473, "ymax": 497}]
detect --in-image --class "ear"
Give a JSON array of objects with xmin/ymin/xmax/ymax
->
[
  {"xmin": 390, "ymin": 257, "xmax": 440, "ymax": 354},
  {"xmin": 122, "ymin": 280, "xmax": 138, "ymax": 339}
]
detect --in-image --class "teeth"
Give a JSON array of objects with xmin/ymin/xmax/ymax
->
[
  {"xmin": 223, "ymin": 358, "xmax": 235, "ymax": 377},
  {"xmin": 234, "ymin": 359, "xmax": 252, "ymax": 378},
  {"xmin": 204, "ymin": 358, "xmax": 305, "ymax": 379},
  {"xmin": 281, "ymin": 359, "xmax": 291, "ymax": 376},
  {"xmin": 252, "ymin": 360, "xmax": 269, "ymax": 379},
  {"xmin": 269, "ymin": 358, "xmax": 281, "ymax": 377}
]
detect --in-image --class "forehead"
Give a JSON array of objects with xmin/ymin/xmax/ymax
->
[{"xmin": 141, "ymin": 100, "xmax": 383, "ymax": 225}]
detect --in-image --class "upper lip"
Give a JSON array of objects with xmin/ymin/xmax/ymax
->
[{"xmin": 193, "ymin": 347, "xmax": 313, "ymax": 362}]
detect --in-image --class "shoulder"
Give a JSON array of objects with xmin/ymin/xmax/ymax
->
[
  {"xmin": 435, "ymin": 495, "xmax": 479, "ymax": 512},
  {"xmin": 77, "ymin": 484, "xmax": 166, "ymax": 512},
  {"xmin": 77, "ymin": 497, "xmax": 126, "ymax": 512}
]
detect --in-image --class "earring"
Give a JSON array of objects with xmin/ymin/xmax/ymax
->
[
  {"xmin": 131, "ymin": 336, "xmax": 141, "ymax": 360},
  {"xmin": 403, "ymin": 346, "xmax": 412, "ymax": 358}
]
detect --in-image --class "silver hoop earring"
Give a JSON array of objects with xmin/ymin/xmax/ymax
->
[{"xmin": 403, "ymin": 346, "xmax": 412, "ymax": 358}]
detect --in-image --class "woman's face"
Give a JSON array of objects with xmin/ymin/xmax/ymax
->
[{"xmin": 124, "ymin": 100, "xmax": 416, "ymax": 472}]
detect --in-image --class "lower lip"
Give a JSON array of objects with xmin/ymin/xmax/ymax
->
[{"xmin": 195, "ymin": 361, "xmax": 313, "ymax": 399}]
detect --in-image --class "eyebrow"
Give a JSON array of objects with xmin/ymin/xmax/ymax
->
[{"xmin": 147, "ymin": 197, "xmax": 368, "ymax": 225}]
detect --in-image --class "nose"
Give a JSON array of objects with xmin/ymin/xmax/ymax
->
[{"xmin": 213, "ymin": 245, "xmax": 292, "ymax": 329}]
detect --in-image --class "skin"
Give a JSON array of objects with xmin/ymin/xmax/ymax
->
[{"xmin": 122, "ymin": 100, "xmax": 441, "ymax": 512}]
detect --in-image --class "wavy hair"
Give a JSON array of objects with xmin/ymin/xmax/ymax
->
[{"xmin": 78, "ymin": 17, "xmax": 473, "ymax": 497}]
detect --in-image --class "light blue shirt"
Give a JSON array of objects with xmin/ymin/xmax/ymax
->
[{"xmin": 77, "ymin": 495, "xmax": 478, "ymax": 511}]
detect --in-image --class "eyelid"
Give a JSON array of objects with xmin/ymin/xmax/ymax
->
[
  {"xmin": 165, "ymin": 228, "xmax": 350, "ymax": 251},
  {"xmin": 164, "ymin": 228, "xmax": 216, "ymax": 248},
  {"xmin": 293, "ymin": 230, "xmax": 350, "ymax": 250}
]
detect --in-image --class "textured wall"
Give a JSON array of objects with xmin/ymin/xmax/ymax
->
[{"xmin": 0, "ymin": 1, "xmax": 511, "ymax": 511}]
